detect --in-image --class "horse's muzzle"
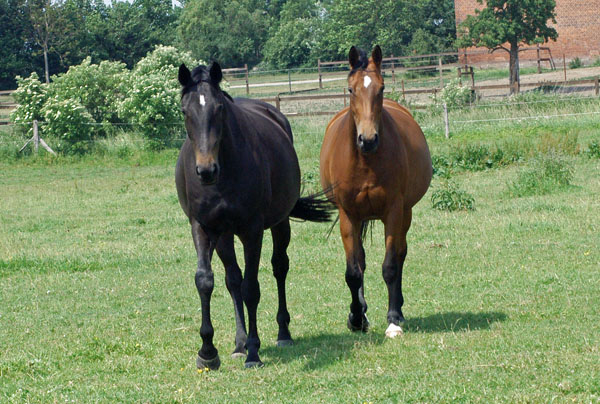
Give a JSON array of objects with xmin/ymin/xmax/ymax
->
[
  {"xmin": 196, "ymin": 163, "xmax": 219, "ymax": 185},
  {"xmin": 358, "ymin": 133, "xmax": 379, "ymax": 154}
]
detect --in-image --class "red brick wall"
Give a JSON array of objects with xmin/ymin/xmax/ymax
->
[{"xmin": 455, "ymin": 0, "xmax": 600, "ymax": 65}]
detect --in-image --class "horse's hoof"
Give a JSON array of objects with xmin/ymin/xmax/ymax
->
[
  {"xmin": 347, "ymin": 313, "xmax": 369, "ymax": 332},
  {"xmin": 231, "ymin": 351, "xmax": 247, "ymax": 359},
  {"xmin": 244, "ymin": 360, "xmax": 264, "ymax": 369},
  {"xmin": 196, "ymin": 354, "xmax": 221, "ymax": 370},
  {"xmin": 276, "ymin": 339, "xmax": 294, "ymax": 347},
  {"xmin": 385, "ymin": 323, "xmax": 404, "ymax": 338}
]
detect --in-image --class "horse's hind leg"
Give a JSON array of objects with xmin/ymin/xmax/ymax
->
[
  {"xmin": 271, "ymin": 218, "xmax": 293, "ymax": 346},
  {"xmin": 339, "ymin": 210, "xmax": 369, "ymax": 332},
  {"xmin": 216, "ymin": 233, "xmax": 247, "ymax": 358},
  {"xmin": 191, "ymin": 219, "xmax": 221, "ymax": 370},
  {"xmin": 382, "ymin": 208, "xmax": 411, "ymax": 338}
]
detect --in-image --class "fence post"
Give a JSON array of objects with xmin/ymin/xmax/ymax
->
[
  {"xmin": 563, "ymin": 54, "xmax": 567, "ymax": 81},
  {"xmin": 438, "ymin": 56, "xmax": 443, "ymax": 89},
  {"xmin": 245, "ymin": 64, "xmax": 249, "ymax": 95},
  {"xmin": 275, "ymin": 94, "xmax": 281, "ymax": 110},
  {"xmin": 595, "ymin": 76, "xmax": 599, "ymax": 96},
  {"xmin": 537, "ymin": 44, "xmax": 541, "ymax": 74},
  {"xmin": 318, "ymin": 59, "xmax": 323, "ymax": 89},
  {"xmin": 288, "ymin": 69, "xmax": 292, "ymax": 94},
  {"xmin": 33, "ymin": 120, "xmax": 39, "ymax": 153},
  {"xmin": 391, "ymin": 55, "xmax": 396, "ymax": 84},
  {"xmin": 443, "ymin": 103, "xmax": 449, "ymax": 139},
  {"xmin": 401, "ymin": 79, "xmax": 405, "ymax": 102}
]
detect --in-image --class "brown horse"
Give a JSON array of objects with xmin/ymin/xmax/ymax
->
[{"xmin": 320, "ymin": 46, "xmax": 432, "ymax": 337}]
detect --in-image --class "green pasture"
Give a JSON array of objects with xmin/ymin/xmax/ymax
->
[{"xmin": 1, "ymin": 108, "xmax": 600, "ymax": 403}]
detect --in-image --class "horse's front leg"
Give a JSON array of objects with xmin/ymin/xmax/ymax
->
[
  {"xmin": 216, "ymin": 233, "xmax": 247, "ymax": 358},
  {"xmin": 382, "ymin": 207, "xmax": 411, "ymax": 338},
  {"xmin": 240, "ymin": 220, "xmax": 265, "ymax": 368},
  {"xmin": 191, "ymin": 219, "xmax": 220, "ymax": 369},
  {"xmin": 339, "ymin": 210, "xmax": 369, "ymax": 332}
]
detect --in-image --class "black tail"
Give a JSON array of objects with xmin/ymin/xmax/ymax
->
[{"xmin": 289, "ymin": 189, "xmax": 336, "ymax": 223}]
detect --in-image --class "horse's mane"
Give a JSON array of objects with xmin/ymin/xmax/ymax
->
[
  {"xmin": 181, "ymin": 65, "xmax": 234, "ymax": 102},
  {"xmin": 349, "ymin": 48, "xmax": 369, "ymax": 77}
]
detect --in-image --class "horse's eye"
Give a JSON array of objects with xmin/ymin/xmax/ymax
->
[
  {"xmin": 181, "ymin": 108, "xmax": 186, "ymax": 115},
  {"xmin": 348, "ymin": 87, "xmax": 353, "ymax": 94},
  {"xmin": 380, "ymin": 86, "xmax": 385, "ymax": 93}
]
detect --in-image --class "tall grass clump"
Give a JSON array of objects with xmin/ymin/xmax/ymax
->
[
  {"xmin": 508, "ymin": 153, "xmax": 574, "ymax": 197},
  {"xmin": 431, "ymin": 178, "xmax": 475, "ymax": 211}
]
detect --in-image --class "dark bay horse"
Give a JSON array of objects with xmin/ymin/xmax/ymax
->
[
  {"xmin": 176, "ymin": 62, "xmax": 332, "ymax": 369},
  {"xmin": 320, "ymin": 46, "xmax": 432, "ymax": 338}
]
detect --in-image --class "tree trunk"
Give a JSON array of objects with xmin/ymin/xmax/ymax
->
[
  {"xmin": 43, "ymin": 41, "xmax": 50, "ymax": 84},
  {"xmin": 509, "ymin": 42, "xmax": 520, "ymax": 95}
]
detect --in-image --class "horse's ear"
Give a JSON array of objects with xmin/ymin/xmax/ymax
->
[
  {"xmin": 179, "ymin": 64, "xmax": 192, "ymax": 87},
  {"xmin": 372, "ymin": 45, "xmax": 382, "ymax": 68},
  {"xmin": 349, "ymin": 46, "xmax": 360, "ymax": 70},
  {"xmin": 209, "ymin": 62, "xmax": 223, "ymax": 84}
]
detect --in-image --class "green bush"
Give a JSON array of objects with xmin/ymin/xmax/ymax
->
[
  {"xmin": 10, "ymin": 73, "xmax": 48, "ymax": 137},
  {"xmin": 50, "ymin": 58, "xmax": 129, "ymax": 131},
  {"xmin": 431, "ymin": 179, "xmax": 475, "ymax": 211},
  {"xmin": 438, "ymin": 78, "xmax": 474, "ymax": 108},
  {"xmin": 568, "ymin": 57, "xmax": 582, "ymax": 69},
  {"xmin": 117, "ymin": 46, "xmax": 201, "ymax": 148},
  {"xmin": 41, "ymin": 96, "xmax": 94, "ymax": 154},
  {"xmin": 586, "ymin": 140, "xmax": 600, "ymax": 159},
  {"xmin": 508, "ymin": 153, "xmax": 574, "ymax": 197}
]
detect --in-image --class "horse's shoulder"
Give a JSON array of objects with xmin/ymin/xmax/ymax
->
[
  {"xmin": 383, "ymin": 99, "xmax": 413, "ymax": 118},
  {"xmin": 326, "ymin": 107, "xmax": 350, "ymax": 133}
]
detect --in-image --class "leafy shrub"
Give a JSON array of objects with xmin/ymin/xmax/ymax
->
[
  {"xmin": 568, "ymin": 57, "xmax": 582, "ymax": 69},
  {"xmin": 118, "ymin": 46, "xmax": 201, "ymax": 148},
  {"xmin": 431, "ymin": 179, "xmax": 475, "ymax": 211},
  {"xmin": 508, "ymin": 153, "xmax": 574, "ymax": 197},
  {"xmin": 438, "ymin": 79, "xmax": 474, "ymax": 108},
  {"xmin": 10, "ymin": 73, "xmax": 48, "ymax": 137},
  {"xmin": 593, "ymin": 57, "xmax": 600, "ymax": 67},
  {"xmin": 586, "ymin": 140, "xmax": 600, "ymax": 159},
  {"xmin": 50, "ymin": 58, "xmax": 129, "ymax": 131},
  {"xmin": 41, "ymin": 96, "xmax": 93, "ymax": 154}
]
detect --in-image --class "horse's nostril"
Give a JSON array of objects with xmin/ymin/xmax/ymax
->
[
  {"xmin": 358, "ymin": 134, "xmax": 364, "ymax": 143},
  {"xmin": 196, "ymin": 165, "xmax": 202, "ymax": 176}
]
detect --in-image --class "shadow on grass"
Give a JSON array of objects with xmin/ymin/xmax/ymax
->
[
  {"xmin": 261, "ymin": 311, "xmax": 506, "ymax": 370},
  {"xmin": 405, "ymin": 311, "xmax": 507, "ymax": 333}
]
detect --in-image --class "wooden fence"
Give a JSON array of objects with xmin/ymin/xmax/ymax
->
[
  {"xmin": 257, "ymin": 77, "xmax": 600, "ymax": 117},
  {"xmin": 0, "ymin": 90, "xmax": 16, "ymax": 125}
]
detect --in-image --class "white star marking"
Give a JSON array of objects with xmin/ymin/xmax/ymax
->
[
  {"xmin": 364, "ymin": 76, "xmax": 372, "ymax": 88},
  {"xmin": 199, "ymin": 95, "xmax": 206, "ymax": 106}
]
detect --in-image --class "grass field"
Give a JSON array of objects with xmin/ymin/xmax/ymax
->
[{"xmin": 1, "ymin": 109, "xmax": 600, "ymax": 402}]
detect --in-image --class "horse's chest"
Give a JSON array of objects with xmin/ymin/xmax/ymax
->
[
  {"xmin": 341, "ymin": 184, "xmax": 387, "ymax": 219},
  {"xmin": 190, "ymin": 195, "xmax": 246, "ymax": 233}
]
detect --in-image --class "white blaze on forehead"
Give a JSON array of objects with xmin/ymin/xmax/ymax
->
[
  {"xmin": 363, "ymin": 75, "xmax": 372, "ymax": 88},
  {"xmin": 199, "ymin": 94, "xmax": 206, "ymax": 106}
]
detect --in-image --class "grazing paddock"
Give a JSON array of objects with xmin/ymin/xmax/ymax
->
[{"xmin": 1, "ymin": 114, "xmax": 599, "ymax": 403}]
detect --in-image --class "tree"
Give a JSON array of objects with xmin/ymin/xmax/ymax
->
[
  {"xmin": 262, "ymin": 0, "xmax": 324, "ymax": 68},
  {"xmin": 26, "ymin": 0, "xmax": 65, "ymax": 83},
  {"xmin": 456, "ymin": 0, "xmax": 558, "ymax": 93},
  {"xmin": 0, "ymin": 0, "xmax": 36, "ymax": 89},
  {"xmin": 178, "ymin": 0, "xmax": 269, "ymax": 67}
]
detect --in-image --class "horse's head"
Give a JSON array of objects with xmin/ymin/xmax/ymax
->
[
  {"xmin": 179, "ymin": 62, "xmax": 228, "ymax": 185},
  {"xmin": 347, "ymin": 45, "xmax": 384, "ymax": 154}
]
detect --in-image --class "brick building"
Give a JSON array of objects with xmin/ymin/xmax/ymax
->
[{"xmin": 454, "ymin": 0, "xmax": 600, "ymax": 65}]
